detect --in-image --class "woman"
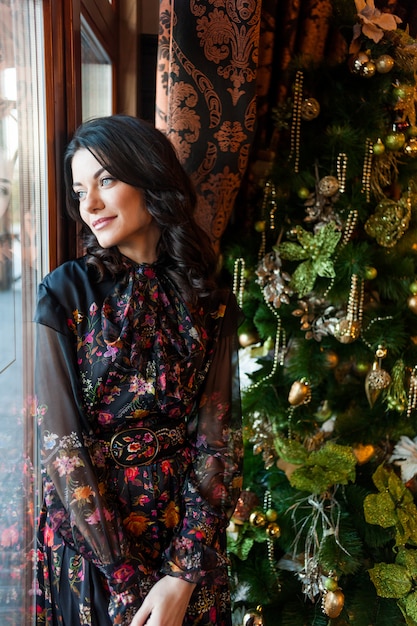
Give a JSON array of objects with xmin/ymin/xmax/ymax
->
[{"xmin": 34, "ymin": 115, "xmax": 243, "ymax": 626}]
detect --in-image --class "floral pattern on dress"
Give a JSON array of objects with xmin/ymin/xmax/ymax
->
[{"xmin": 34, "ymin": 258, "xmax": 242, "ymax": 625}]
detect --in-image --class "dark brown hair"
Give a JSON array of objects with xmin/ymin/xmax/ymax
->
[{"xmin": 64, "ymin": 115, "xmax": 218, "ymax": 302}]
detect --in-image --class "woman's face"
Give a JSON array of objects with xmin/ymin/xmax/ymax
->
[{"xmin": 71, "ymin": 148, "xmax": 161, "ymax": 264}]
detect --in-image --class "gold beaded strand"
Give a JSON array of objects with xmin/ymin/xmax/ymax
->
[
  {"xmin": 362, "ymin": 138, "xmax": 373, "ymax": 202},
  {"xmin": 407, "ymin": 366, "xmax": 417, "ymax": 417},
  {"xmin": 289, "ymin": 71, "xmax": 304, "ymax": 173},
  {"xmin": 336, "ymin": 152, "xmax": 348, "ymax": 193},
  {"xmin": 233, "ymin": 257, "xmax": 246, "ymax": 308}
]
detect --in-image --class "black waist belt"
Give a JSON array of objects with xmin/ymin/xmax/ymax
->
[{"xmin": 98, "ymin": 422, "xmax": 187, "ymax": 468}]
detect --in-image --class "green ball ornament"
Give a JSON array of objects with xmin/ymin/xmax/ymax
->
[
  {"xmin": 364, "ymin": 266, "xmax": 377, "ymax": 280},
  {"xmin": 265, "ymin": 508, "xmax": 278, "ymax": 522},
  {"xmin": 385, "ymin": 131, "xmax": 406, "ymax": 151},
  {"xmin": 297, "ymin": 186, "xmax": 310, "ymax": 199},
  {"xmin": 409, "ymin": 281, "xmax": 417, "ymax": 295},
  {"xmin": 324, "ymin": 577, "xmax": 340, "ymax": 592},
  {"xmin": 372, "ymin": 138, "xmax": 385, "ymax": 156},
  {"xmin": 408, "ymin": 126, "xmax": 417, "ymax": 138}
]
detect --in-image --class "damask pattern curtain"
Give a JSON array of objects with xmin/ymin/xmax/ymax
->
[{"xmin": 155, "ymin": 0, "xmax": 262, "ymax": 251}]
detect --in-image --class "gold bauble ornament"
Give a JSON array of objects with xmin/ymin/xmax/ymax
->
[
  {"xmin": 249, "ymin": 510, "xmax": 267, "ymax": 528},
  {"xmin": 243, "ymin": 606, "xmax": 264, "ymax": 626},
  {"xmin": 375, "ymin": 54, "xmax": 394, "ymax": 73},
  {"xmin": 288, "ymin": 380, "xmax": 311, "ymax": 406},
  {"xmin": 323, "ymin": 588, "xmax": 345, "ymax": 618},
  {"xmin": 408, "ymin": 295, "xmax": 417, "ymax": 314},
  {"xmin": 300, "ymin": 97, "xmax": 320, "ymax": 121},
  {"xmin": 318, "ymin": 175, "xmax": 340, "ymax": 197},
  {"xmin": 266, "ymin": 522, "xmax": 281, "ymax": 538},
  {"xmin": 361, "ymin": 60, "xmax": 376, "ymax": 78}
]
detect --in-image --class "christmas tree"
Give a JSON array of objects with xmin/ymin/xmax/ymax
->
[{"xmin": 225, "ymin": 2, "xmax": 417, "ymax": 624}]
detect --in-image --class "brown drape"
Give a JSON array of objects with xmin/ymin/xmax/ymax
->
[{"xmin": 155, "ymin": 0, "xmax": 261, "ymax": 252}]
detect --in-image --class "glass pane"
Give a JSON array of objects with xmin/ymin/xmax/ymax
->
[
  {"xmin": 81, "ymin": 17, "xmax": 112, "ymax": 120},
  {"xmin": 0, "ymin": 1, "xmax": 47, "ymax": 623}
]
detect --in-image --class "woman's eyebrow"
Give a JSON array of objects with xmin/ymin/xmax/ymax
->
[{"xmin": 72, "ymin": 167, "xmax": 105, "ymax": 187}]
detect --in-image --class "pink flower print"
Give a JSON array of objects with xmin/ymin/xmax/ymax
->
[
  {"xmin": 112, "ymin": 563, "xmax": 136, "ymax": 584},
  {"xmin": 85, "ymin": 508, "xmax": 102, "ymax": 525},
  {"xmin": 124, "ymin": 466, "xmax": 139, "ymax": 482},
  {"xmin": 104, "ymin": 344, "xmax": 119, "ymax": 361},
  {"xmin": 52, "ymin": 454, "xmax": 84, "ymax": 477},
  {"xmin": 89, "ymin": 302, "xmax": 98, "ymax": 315},
  {"xmin": 83, "ymin": 329, "xmax": 95, "ymax": 344},
  {"xmin": 98, "ymin": 411, "xmax": 114, "ymax": 426}
]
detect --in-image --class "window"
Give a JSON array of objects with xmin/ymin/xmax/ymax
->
[{"xmin": 0, "ymin": 1, "xmax": 47, "ymax": 622}]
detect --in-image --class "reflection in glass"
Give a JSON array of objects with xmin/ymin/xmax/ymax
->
[
  {"xmin": 81, "ymin": 16, "xmax": 113, "ymax": 121},
  {"xmin": 0, "ymin": 1, "xmax": 46, "ymax": 623}
]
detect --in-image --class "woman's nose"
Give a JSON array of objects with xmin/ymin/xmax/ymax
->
[{"xmin": 82, "ymin": 188, "xmax": 105, "ymax": 212}]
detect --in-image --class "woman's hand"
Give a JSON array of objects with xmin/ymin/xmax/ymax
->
[{"xmin": 130, "ymin": 575, "xmax": 196, "ymax": 626}]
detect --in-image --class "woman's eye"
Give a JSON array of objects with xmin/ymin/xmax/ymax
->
[
  {"xmin": 101, "ymin": 176, "xmax": 114, "ymax": 187},
  {"xmin": 72, "ymin": 189, "xmax": 86, "ymax": 200}
]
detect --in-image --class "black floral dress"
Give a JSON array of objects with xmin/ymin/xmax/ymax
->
[{"xmin": 34, "ymin": 257, "xmax": 243, "ymax": 626}]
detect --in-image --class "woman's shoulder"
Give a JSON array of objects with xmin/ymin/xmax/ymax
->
[
  {"xmin": 35, "ymin": 257, "xmax": 110, "ymax": 330},
  {"xmin": 40, "ymin": 256, "xmax": 89, "ymax": 290}
]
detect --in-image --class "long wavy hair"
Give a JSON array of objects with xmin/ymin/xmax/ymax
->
[{"xmin": 63, "ymin": 115, "xmax": 218, "ymax": 302}]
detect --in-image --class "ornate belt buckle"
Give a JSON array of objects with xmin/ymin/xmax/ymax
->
[{"xmin": 110, "ymin": 427, "xmax": 160, "ymax": 467}]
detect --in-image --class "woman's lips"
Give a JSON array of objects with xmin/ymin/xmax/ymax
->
[{"xmin": 92, "ymin": 216, "xmax": 116, "ymax": 230}]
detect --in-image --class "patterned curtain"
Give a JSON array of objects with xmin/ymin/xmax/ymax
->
[{"xmin": 155, "ymin": 0, "xmax": 262, "ymax": 252}]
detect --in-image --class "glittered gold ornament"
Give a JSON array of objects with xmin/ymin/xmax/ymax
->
[
  {"xmin": 323, "ymin": 588, "xmax": 345, "ymax": 618},
  {"xmin": 288, "ymin": 379, "xmax": 311, "ymax": 406},
  {"xmin": 300, "ymin": 97, "xmax": 320, "ymax": 121},
  {"xmin": 318, "ymin": 175, "xmax": 340, "ymax": 197},
  {"xmin": 243, "ymin": 606, "xmax": 264, "ymax": 626},
  {"xmin": 365, "ymin": 346, "xmax": 391, "ymax": 408},
  {"xmin": 375, "ymin": 54, "xmax": 394, "ymax": 73},
  {"xmin": 364, "ymin": 197, "xmax": 412, "ymax": 247}
]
